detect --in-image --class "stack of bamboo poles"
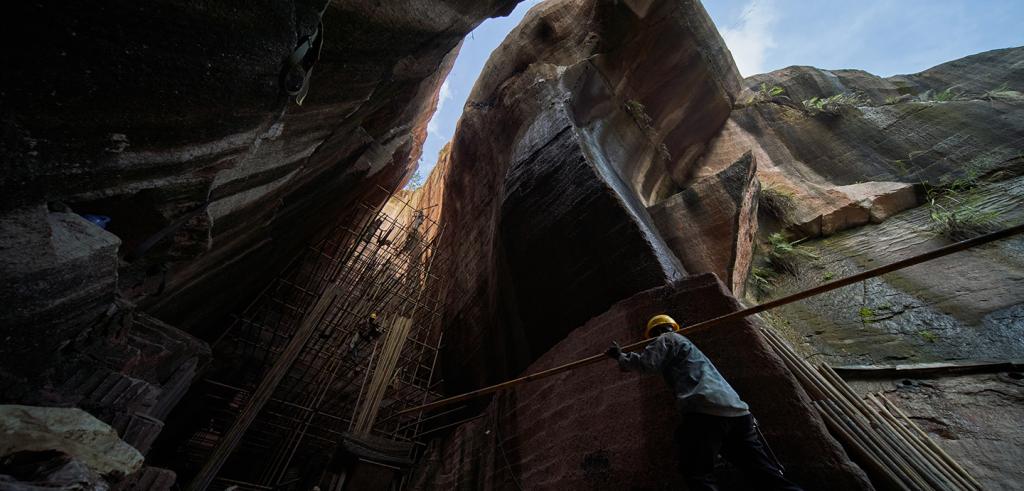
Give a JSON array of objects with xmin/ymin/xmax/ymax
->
[
  {"xmin": 760, "ymin": 328, "xmax": 981, "ymax": 491},
  {"xmin": 352, "ymin": 315, "xmax": 413, "ymax": 435}
]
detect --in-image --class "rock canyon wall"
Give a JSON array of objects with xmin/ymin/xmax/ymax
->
[{"xmin": 3, "ymin": 0, "xmax": 1023, "ymax": 489}]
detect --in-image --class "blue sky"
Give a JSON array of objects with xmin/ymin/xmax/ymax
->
[{"xmin": 414, "ymin": 0, "xmax": 1024, "ymax": 182}]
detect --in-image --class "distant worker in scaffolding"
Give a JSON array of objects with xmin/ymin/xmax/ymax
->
[
  {"xmin": 347, "ymin": 312, "xmax": 384, "ymax": 360},
  {"xmin": 606, "ymin": 315, "xmax": 803, "ymax": 491}
]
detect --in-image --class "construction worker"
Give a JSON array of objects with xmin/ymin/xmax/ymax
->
[
  {"xmin": 606, "ymin": 315, "xmax": 802, "ymax": 491},
  {"xmin": 347, "ymin": 313, "xmax": 384, "ymax": 360}
]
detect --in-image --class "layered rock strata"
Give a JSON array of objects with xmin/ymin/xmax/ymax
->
[
  {"xmin": 1, "ymin": 0, "xmax": 520, "ymax": 358},
  {"xmin": 701, "ymin": 48, "xmax": 1024, "ymax": 238}
]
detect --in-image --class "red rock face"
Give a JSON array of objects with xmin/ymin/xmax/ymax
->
[
  {"xmin": 650, "ymin": 152, "xmax": 760, "ymax": 295},
  {"xmin": 411, "ymin": 275, "xmax": 872, "ymax": 490},
  {"xmin": 432, "ymin": 0, "xmax": 742, "ymax": 394}
]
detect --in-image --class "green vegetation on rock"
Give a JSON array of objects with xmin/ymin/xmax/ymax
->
[
  {"xmin": 932, "ymin": 87, "xmax": 960, "ymax": 102},
  {"xmin": 924, "ymin": 164, "xmax": 1003, "ymax": 240},
  {"xmin": 802, "ymin": 92, "xmax": 865, "ymax": 115},
  {"xmin": 858, "ymin": 306, "xmax": 875, "ymax": 323},
  {"xmin": 748, "ymin": 83, "xmax": 785, "ymax": 105},
  {"xmin": 758, "ymin": 184, "xmax": 797, "ymax": 224},
  {"xmin": 766, "ymin": 233, "xmax": 818, "ymax": 275},
  {"xmin": 749, "ymin": 266, "xmax": 777, "ymax": 300}
]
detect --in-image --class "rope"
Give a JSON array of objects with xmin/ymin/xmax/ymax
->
[{"xmin": 397, "ymin": 222, "xmax": 1024, "ymax": 416}]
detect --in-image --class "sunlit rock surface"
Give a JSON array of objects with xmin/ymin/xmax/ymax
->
[
  {"xmin": 700, "ymin": 48, "xmax": 1024, "ymax": 238},
  {"xmin": 0, "ymin": 405, "xmax": 143, "ymax": 477},
  {"xmin": 740, "ymin": 48, "xmax": 1024, "ymax": 486}
]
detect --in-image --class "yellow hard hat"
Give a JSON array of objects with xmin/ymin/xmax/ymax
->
[{"xmin": 645, "ymin": 314, "xmax": 680, "ymax": 339}]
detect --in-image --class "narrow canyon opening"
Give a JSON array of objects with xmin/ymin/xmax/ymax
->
[{"xmin": 2, "ymin": 1, "xmax": 1023, "ymax": 490}]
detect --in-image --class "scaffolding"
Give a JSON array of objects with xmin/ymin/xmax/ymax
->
[{"xmin": 177, "ymin": 187, "xmax": 452, "ymax": 491}]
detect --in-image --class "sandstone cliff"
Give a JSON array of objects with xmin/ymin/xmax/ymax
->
[
  {"xmin": 406, "ymin": 0, "xmax": 870, "ymax": 488},
  {"xmin": 3, "ymin": 0, "xmax": 1023, "ymax": 489}
]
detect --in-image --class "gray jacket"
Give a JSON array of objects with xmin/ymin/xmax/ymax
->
[{"xmin": 618, "ymin": 332, "xmax": 750, "ymax": 417}]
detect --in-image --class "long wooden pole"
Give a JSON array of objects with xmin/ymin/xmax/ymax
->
[{"xmin": 397, "ymin": 223, "xmax": 1024, "ymax": 416}]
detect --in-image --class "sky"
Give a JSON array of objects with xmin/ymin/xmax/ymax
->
[{"xmin": 413, "ymin": 0, "xmax": 1024, "ymax": 183}]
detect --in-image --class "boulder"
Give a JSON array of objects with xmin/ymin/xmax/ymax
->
[
  {"xmin": 0, "ymin": 206, "xmax": 119, "ymax": 379},
  {"xmin": 0, "ymin": 406, "xmax": 143, "ymax": 477},
  {"xmin": 650, "ymin": 152, "xmax": 760, "ymax": 295}
]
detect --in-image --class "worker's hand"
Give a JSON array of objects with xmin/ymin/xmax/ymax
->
[{"xmin": 605, "ymin": 341, "xmax": 622, "ymax": 360}]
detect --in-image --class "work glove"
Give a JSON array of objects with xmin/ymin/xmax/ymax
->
[{"xmin": 605, "ymin": 341, "xmax": 622, "ymax": 360}]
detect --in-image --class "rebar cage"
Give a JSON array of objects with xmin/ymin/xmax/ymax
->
[{"xmin": 175, "ymin": 187, "xmax": 452, "ymax": 490}]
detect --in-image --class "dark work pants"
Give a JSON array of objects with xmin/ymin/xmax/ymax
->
[{"xmin": 675, "ymin": 413, "xmax": 803, "ymax": 491}]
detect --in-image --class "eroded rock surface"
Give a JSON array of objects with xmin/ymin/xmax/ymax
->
[
  {"xmin": 434, "ymin": 0, "xmax": 740, "ymax": 393},
  {"xmin": 1, "ymin": 0, "xmax": 520, "ymax": 343},
  {"xmin": 765, "ymin": 175, "xmax": 1024, "ymax": 367},
  {"xmin": 702, "ymin": 48, "xmax": 1024, "ymax": 238}
]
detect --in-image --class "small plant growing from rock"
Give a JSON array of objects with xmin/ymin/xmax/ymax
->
[
  {"xmin": 624, "ymin": 99, "xmax": 671, "ymax": 161},
  {"xmin": 758, "ymin": 184, "xmax": 798, "ymax": 224},
  {"xmin": 918, "ymin": 330, "xmax": 938, "ymax": 343},
  {"xmin": 858, "ymin": 306, "xmax": 875, "ymax": 323},
  {"xmin": 766, "ymin": 233, "xmax": 818, "ymax": 274},
  {"xmin": 932, "ymin": 87, "xmax": 960, "ymax": 102},
  {"xmin": 889, "ymin": 158, "xmax": 911, "ymax": 177},
  {"xmin": 624, "ymin": 99, "xmax": 654, "ymax": 129},
  {"xmin": 981, "ymin": 82, "xmax": 1019, "ymax": 103},
  {"xmin": 822, "ymin": 271, "xmax": 835, "ymax": 281},
  {"xmin": 803, "ymin": 92, "xmax": 865, "ymax": 115},
  {"xmin": 749, "ymin": 266, "xmax": 777, "ymax": 299},
  {"xmin": 928, "ymin": 198, "xmax": 1001, "ymax": 240},
  {"xmin": 924, "ymin": 165, "xmax": 1003, "ymax": 240},
  {"xmin": 747, "ymin": 83, "xmax": 786, "ymax": 105}
]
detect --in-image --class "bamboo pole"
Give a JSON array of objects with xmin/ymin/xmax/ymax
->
[
  {"xmin": 397, "ymin": 223, "xmax": 1024, "ymax": 416},
  {"xmin": 759, "ymin": 329, "xmax": 924, "ymax": 490},
  {"xmin": 879, "ymin": 394, "xmax": 982, "ymax": 490},
  {"xmin": 813, "ymin": 365, "xmax": 931, "ymax": 490},
  {"xmin": 868, "ymin": 394, "xmax": 969, "ymax": 491},
  {"xmin": 822, "ymin": 400, "xmax": 922, "ymax": 491},
  {"xmin": 815, "ymin": 402, "xmax": 909, "ymax": 491},
  {"xmin": 817, "ymin": 401, "xmax": 912, "ymax": 491}
]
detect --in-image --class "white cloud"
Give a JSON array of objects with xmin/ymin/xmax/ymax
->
[
  {"xmin": 437, "ymin": 79, "xmax": 452, "ymax": 111},
  {"xmin": 719, "ymin": 0, "xmax": 779, "ymax": 77},
  {"xmin": 427, "ymin": 79, "xmax": 452, "ymax": 134}
]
